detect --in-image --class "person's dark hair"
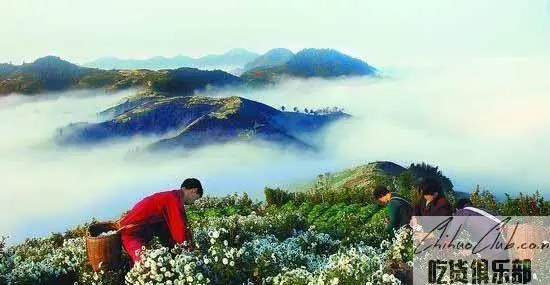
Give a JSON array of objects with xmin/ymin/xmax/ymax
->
[
  {"xmin": 455, "ymin": 198, "xmax": 472, "ymax": 209},
  {"xmin": 181, "ymin": 178, "xmax": 203, "ymax": 197},
  {"xmin": 373, "ymin": 185, "xmax": 391, "ymax": 199},
  {"xmin": 418, "ymin": 177, "xmax": 442, "ymax": 196}
]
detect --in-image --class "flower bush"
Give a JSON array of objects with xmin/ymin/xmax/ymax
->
[
  {"xmin": 0, "ymin": 198, "xmax": 408, "ymax": 285},
  {"xmin": 21, "ymin": 186, "xmax": 549, "ymax": 284},
  {"xmin": 124, "ymin": 243, "xmax": 211, "ymax": 285},
  {"xmin": 122, "ymin": 227, "xmax": 401, "ymax": 285},
  {"xmin": 0, "ymin": 236, "xmax": 13, "ymax": 284},
  {"xmin": 1, "ymin": 237, "xmax": 88, "ymax": 284}
]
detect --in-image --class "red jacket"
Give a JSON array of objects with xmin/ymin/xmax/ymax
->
[{"xmin": 120, "ymin": 190, "xmax": 193, "ymax": 245}]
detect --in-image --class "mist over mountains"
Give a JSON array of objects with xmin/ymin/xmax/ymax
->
[
  {"xmin": 83, "ymin": 48, "xmax": 259, "ymax": 74},
  {"xmin": 57, "ymin": 91, "xmax": 349, "ymax": 151},
  {"xmin": 0, "ymin": 48, "xmax": 377, "ymax": 96},
  {"xmin": 1, "ymin": 47, "xmax": 549, "ymax": 243}
]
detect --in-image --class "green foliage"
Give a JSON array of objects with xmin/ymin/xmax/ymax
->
[
  {"xmin": 264, "ymin": 187, "xmax": 292, "ymax": 206},
  {"xmin": 3, "ymin": 166, "xmax": 549, "ymax": 284},
  {"xmin": 265, "ymin": 201, "xmax": 382, "ymax": 247},
  {"xmin": 189, "ymin": 193, "xmax": 261, "ymax": 215},
  {"xmin": 500, "ymin": 191, "xmax": 549, "ymax": 216},
  {"xmin": 470, "ymin": 186, "xmax": 499, "ymax": 212},
  {"xmin": 396, "ymin": 171, "xmax": 414, "ymax": 200},
  {"xmin": 469, "ymin": 187, "xmax": 550, "ymax": 216},
  {"xmin": 408, "ymin": 162, "xmax": 454, "ymax": 193}
]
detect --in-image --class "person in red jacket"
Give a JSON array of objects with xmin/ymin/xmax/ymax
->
[{"xmin": 119, "ymin": 178, "xmax": 203, "ymax": 263}]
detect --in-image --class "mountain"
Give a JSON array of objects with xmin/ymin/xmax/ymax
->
[
  {"xmin": 83, "ymin": 55, "xmax": 195, "ymax": 70},
  {"xmin": 145, "ymin": 68, "xmax": 242, "ymax": 94},
  {"xmin": 310, "ymin": 161, "xmax": 407, "ymax": 191},
  {"xmin": 57, "ymin": 91, "xmax": 349, "ymax": 151},
  {"xmin": 195, "ymin": 48, "xmax": 259, "ymax": 67},
  {"xmin": 0, "ymin": 56, "xmax": 96, "ymax": 94},
  {"xmin": 306, "ymin": 161, "xmax": 458, "ymax": 202},
  {"xmin": 241, "ymin": 48, "xmax": 377, "ymax": 84},
  {"xmin": 0, "ymin": 63, "xmax": 18, "ymax": 77},
  {"xmin": 0, "ymin": 49, "xmax": 377, "ymax": 95},
  {"xmin": 0, "ymin": 56, "xmax": 243, "ymax": 95},
  {"xmin": 243, "ymin": 48, "xmax": 294, "ymax": 72},
  {"xmin": 311, "ymin": 161, "xmax": 456, "ymax": 190},
  {"xmin": 84, "ymin": 49, "xmax": 260, "ymax": 72}
]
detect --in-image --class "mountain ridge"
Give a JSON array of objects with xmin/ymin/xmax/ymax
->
[
  {"xmin": 0, "ymin": 56, "xmax": 243, "ymax": 95},
  {"xmin": 83, "ymin": 49, "xmax": 260, "ymax": 71},
  {"xmin": 0, "ymin": 48, "xmax": 378, "ymax": 95},
  {"xmin": 241, "ymin": 48, "xmax": 377, "ymax": 84},
  {"xmin": 243, "ymin": 48, "xmax": 294, "ymax": 72},
  {"xmin": 57, "ymin": 91, "xmax": 350, "ymax": 151}
]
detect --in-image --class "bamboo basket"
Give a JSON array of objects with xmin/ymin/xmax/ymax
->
[{"xmin": 86, "ymin": 221, "xmax": 122, "ymax": 272}]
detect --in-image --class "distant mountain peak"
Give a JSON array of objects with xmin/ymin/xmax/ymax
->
[
  {"xmin": 225, "ymin": 48, "xmax": 256, "ymax": 55},
  {"xmin": 84, "ymin": 49, "xmax": 259, "ymax": 72},
  {"xmin": 31, "ymin": 56, "xmax": 78, "ymax": 67},
  {"xmin": 244, "ymin": 48, "xmax": 295, "ymax": 72},
  {"xmin": 241, "ymin": 48, "xmax": 377, "ymax": 84}
]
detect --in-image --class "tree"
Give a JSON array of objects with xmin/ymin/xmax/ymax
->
[
  {"xmin": 293, "ymin": 107, "xmax": 299, "ymax": 112},
  {"xmin": 408, "ymin": 162, "xmax": 454, "ymax": 193},
  {"xmin": 396, "ymin": 170, "xmax": 414, "ymax": 200},
  {"xmin": 408, "ymin": 162, "xmax": 455, "ymax": 206},
  {"xmin": 281, "ymin": 106, "xmax": 285, "ymax": 111},
  {"xmin": 470, "ymin": 185, "xmax": 498, "ymax": 212},
  {"xmin": 304, "ymin": 108, "xmax": 309, "ymax": 114}
]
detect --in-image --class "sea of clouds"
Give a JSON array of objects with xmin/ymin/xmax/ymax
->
[{"xmin": 1, "ymin": 57, "xmax": 549, "ymax": 243}]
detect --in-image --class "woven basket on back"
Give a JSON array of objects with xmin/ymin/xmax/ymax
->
[{"xmin": 86, "ymin": 221, "xmax": 122, "ymax": 272}]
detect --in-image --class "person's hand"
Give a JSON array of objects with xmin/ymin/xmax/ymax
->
[{"xmin": 410, "ymin": 216, "xmax": 418, "ymax": 228}]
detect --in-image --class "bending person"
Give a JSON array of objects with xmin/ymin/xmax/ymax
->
[
  {"xmin": 119, "ymin": 178, "xmax": 203, "ymax": 263},
  {"xmin": 373, "ymin": 185, "xmax": 413, "ymax": 237}
]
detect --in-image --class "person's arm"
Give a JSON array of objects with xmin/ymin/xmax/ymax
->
[{"xmin": 162, "ymin": 194, "xmax": 192, "ymax": 245}]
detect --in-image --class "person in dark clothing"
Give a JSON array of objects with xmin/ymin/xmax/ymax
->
[
  {"xmin": 373, "ymin": 185, "xmax": 413, "ymax": 237},
  {"xmin": 413, "ymin": 177, "xmax": 452, "ymax": 216}
]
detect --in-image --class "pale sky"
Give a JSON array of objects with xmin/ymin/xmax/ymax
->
[{"xmin": 1, "ymin": 0, "xmax": 549, "ymax": 65}]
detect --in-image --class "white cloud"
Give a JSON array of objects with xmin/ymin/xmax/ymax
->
[
  {"xmin": 208, "ymin": 56, "xmax": 550, "ymax": 194},
  {"xmin": 0, "ymin": 90, "xmax": 332, "ymax": 243},
  {"xmin": 1, "ymin": 56, "xmax": 549, "ymax": 244}
]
